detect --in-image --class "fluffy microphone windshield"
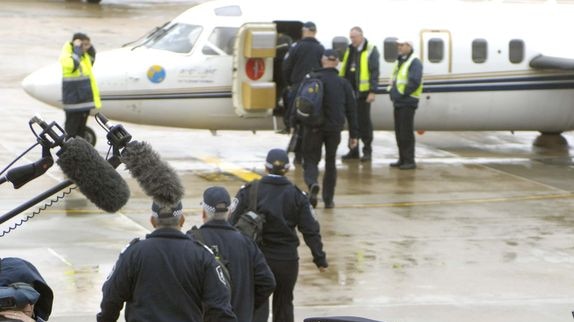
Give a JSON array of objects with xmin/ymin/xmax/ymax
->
[
  {"xmin": 120, "ymin": 141, "xmax": 184, "ymax": 206},
  {"xmin": 56, "ymin": 137, "xmax": 130, "ymax": 213}
]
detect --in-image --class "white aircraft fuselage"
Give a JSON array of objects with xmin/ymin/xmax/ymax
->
[{"xmin": 22, "ymin": 0, "xmax": 574, "ymax": 132}]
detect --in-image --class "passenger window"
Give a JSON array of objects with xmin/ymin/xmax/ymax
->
[
  {"xmin": 509, "ymin": 39, "xmax": 524, "ymax": 64},
  {"xmin": 384, "ymin": 37, "xmax": 398, "ymax": 63},
  {"xmin": 145, "ymin": 23, "xmax": 202, "ymax": 54},
  {"xmin": 428, "ymin": 38, "xmax": 444, "ymax": 63},
  {"xmin": 202, "ymin": 27, "xmax": 239, "ymax": 56},
  {"xmin": 332, "ymin": 36, "xmax": 348, "ymax": 61},
  {"xmin": 472, "ymin": 39, "xmax": 488, "ymax": 63}
]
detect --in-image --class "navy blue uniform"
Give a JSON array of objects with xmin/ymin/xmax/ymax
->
[
  {"xmin": 97, "ymin": 228, "xmax": 236, "ymax": 322},
  {"xmin": 187, "ymin": 220, "xmax": 276, "ymax": 322},
  {"xmin": 230, "ymin": 175, "xmax": 327, "ymax": 322},
  {"xmin": 282, "ymin": 37, "xmax": 324, "ymax": 87},
  {"xmin": 302, "ymin": 67, "xmax": 358, "ymax": 205}
]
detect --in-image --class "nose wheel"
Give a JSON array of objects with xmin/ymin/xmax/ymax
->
[{"xmin": 83, "ymin": 126, "xmax": 97, "ymax": 146}]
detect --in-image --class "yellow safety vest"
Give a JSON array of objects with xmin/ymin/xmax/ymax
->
[
  {"xmin": 389, "ymin": 54, "xmax": 423, "ymax": 98},
  {"xmin": 339, "ymin": 43, "xmax": 375, "ymax": 92},
  {"xmin": 60, "ymin": 42, "xmax": 101, "ymax": 110}
]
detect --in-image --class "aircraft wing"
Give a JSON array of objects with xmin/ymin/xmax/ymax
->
[{"xmin": 530, "ymin": 54, "xmax": 574, "ymax": 70}]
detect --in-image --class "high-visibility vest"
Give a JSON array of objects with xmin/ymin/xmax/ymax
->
[
  {"xmin": 389, "ymin": 54, "xmax": 423, "ymax": 98},
  {"xmin": 60, "ymin": 42, "xmax": 101, "ymax": 111},
  {"xmin": 339, "ymin": 43, "xmax": 375, "ymax": 92}
]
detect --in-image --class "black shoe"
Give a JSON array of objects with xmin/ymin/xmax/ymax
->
[
  {"xmin": 324, "ymin": 201, "xmax": 335, "ymax": 209},
  {"xmin": 399, "ymin": 163, "xmax": 416, "ymax": 170},
  {"xmin": 360, "ymin": 154, "xmax": 371, "ymax": 162},
  {"xmin": 342, "ymin": 151, "xmax": 360, "ymax": 161},
  {"xmin": 389, "ymin": 160, "xmax": 402, "ymax": 167},
  {"xmin": 308, "ymin": 184, "xmax": 320, "ymax": 208}
]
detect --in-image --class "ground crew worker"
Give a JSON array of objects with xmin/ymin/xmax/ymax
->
[
  {"xmin": 282, "ymin": 21, "xmax": 325, "ymax": 164},
  {"xmin": 388, "ymin": 39, "xmax": 423, "ymax": 170},
  {"xmin": 97, "ymin": 200, "xmax": 237, "ymax": 322},
  {"xmin": 59, "ymin": 32, "xmax": 101, "ymax": 140},
  {"xmin": 187, "ymin": 186, "xmax": 276, "ymax": 322},
  {"xmin": 302, "ymin": 49, "xmax": 359, "ymax": 209},
  {"xmin": 340, "ymin": 26, "xmax": 380, "ymax": 162},
  {"xmin": 230, "ymin": 148, "xmax": 328, "ymax": 322}
]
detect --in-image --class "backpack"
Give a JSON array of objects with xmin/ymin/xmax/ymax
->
[
  {"xmin": 294, "ymin": 73, "xmax": 324, "ymax": 127},
  {"xmin": 189, "ymin": 226, "xmax": 232, "ymax": 291},
  {"xmin": 233, "ymin": 180, "xmax": 265, "ymax": 245}
]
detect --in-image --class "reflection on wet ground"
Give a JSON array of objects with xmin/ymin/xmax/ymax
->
[{"xmin": 2, "ymin": 1, "xmax": 574, "ymax": 322}]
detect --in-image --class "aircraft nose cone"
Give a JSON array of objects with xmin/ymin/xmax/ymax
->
[{"xmin": 21, "ymin": 63, "xmax": 62, "ymax": 107}]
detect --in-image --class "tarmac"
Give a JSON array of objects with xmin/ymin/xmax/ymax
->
[{"xmin": 1, "ymin": 1, "xmax": 574, "ymax": 322}]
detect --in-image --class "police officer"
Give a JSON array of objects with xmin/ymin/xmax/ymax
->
[
  {"xmin": 230, "ymin": 148, "xmax": 328, "ymax": 322},
  {"xmin": 388, "ymin": 39, "xmax": 423, "ymax": 170},
  {"xmin": 340, "ymin": 26, "xmax": 380, "ymax": 162},
  {"xmin": 283, "ymin": 21, "xmax": 325, "ymax": 164},
  {"xmin": 59, "ymin": 32, "xmax": 101, "ymax": 140},
  {"xmin": 302, "ymin": 49, "xmax": 359, "ymax": 209},
  {"xmin": 97, "ymin": 200, "xmax": 237, "ymax": 322},
  {"xmin": 187, "ymin": 186, "xmax": 276, "ymax": 322}
]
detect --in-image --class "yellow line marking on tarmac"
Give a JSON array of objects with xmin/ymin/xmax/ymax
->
[
  {"xmin": 196, "ymin": 155, "xmax": 262, "ymax": 182},
  {"xmin": 340, "ymin": 193, "xmax": 574, "ymax": 209}
]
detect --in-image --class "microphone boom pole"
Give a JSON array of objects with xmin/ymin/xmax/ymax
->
[{"xmin": 0, "ymin": 179, "xmax": 74, "ymax": 225}]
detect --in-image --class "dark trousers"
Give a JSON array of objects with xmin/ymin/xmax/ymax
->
[
  {"xmin": 64, "ymin": 110, "xmax": 89, "ymax": 138},
  {"xmin": 356, "ymin": 98, "xmax": 373, "ymax": 155},
  {"xmin": 284, "ymin": 87, "xmax": 303, "ymax": 162},
  {"xmin": 253, "ymin": 258, "xmax": 299, "ymax": 322},
  {"xmin": 302, "ymin": 127, "xmax": 341, "ymax": 203},
  {"xmin": 393, "ymin": 106, "xmax": 417, "ymax": 164}
]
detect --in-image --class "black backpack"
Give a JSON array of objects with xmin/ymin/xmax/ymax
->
[
  {"xmin": 233, "ymin": 180, "xmax": 265, "ymax": 245},
  {"xmin": 189, "ymin": 226, "xmax": 232, "ymax": 291},
  {"xmin": 294, "ymin": 73, "xmax": 325, "ymax": 127}
]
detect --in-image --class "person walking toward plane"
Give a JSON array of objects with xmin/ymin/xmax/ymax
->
[
  {"xmin": 59, "ymin": 32, "xmax": 101, "ymax": 141},
  {"xmin": 283, "ymin": 21, "xmax": 325, "ymax": 164},
  {"xmin": 340, "ymin": 26, "xmax": 380, "ymax": 162},
  {"xmin": 187, "ymin": 186, "xmax": 276, "ymax": 322},
  {"xmin": 98, "ymin": 200, "xmax": 236, "ymax": 322},
  {"xmin": 230, "ymin": 148, "xmax": 328, "ymax": 322},
  {"xmin": 388, "ymin": 39, "xmax": 423, "ymax": 170},
  {"xmin": 302, "ymin": 49, "xmax": 359, "ymax": 209}
]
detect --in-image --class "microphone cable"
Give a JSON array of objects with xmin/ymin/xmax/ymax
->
[{"xmin": 0, "ymin": 186, "xmax": 76, "ymax": 237}]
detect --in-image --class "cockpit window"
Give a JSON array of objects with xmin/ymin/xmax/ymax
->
[
  {"xmin": 145, "ymin": 23, "xmax": 203, "ymax": 54},
  {"xmin": 202, "ymin": 27, "xmax": 238, "ymax": 56}
]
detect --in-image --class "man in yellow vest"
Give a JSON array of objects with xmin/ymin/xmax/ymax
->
[
  {"xmin": 340, "ymin": 26, "xmax": 380, "ymax": 162},
  {"xmin": 60, "ymin": 33, "xmax": 101, "ymax": 140},
  {"xmin": 388, "ymin": 39, "xmax": 423, "ymax": 170}
]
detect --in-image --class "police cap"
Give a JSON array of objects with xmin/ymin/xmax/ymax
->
[{"xmin": 265, "ymin": 148, "xmax": 290, "ymax": 172}]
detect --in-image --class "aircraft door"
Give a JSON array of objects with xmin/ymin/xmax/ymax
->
[
  {"xmin": 420, "ymin": 30, "xmax": 452, "ymax": 75},
  {"xmin": 232, "ymin": 23, "xmax": 277, "ymax": 117}
]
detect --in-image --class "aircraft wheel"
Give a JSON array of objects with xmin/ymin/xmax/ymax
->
[
  {"xmin": 533, "ymin": 131, "xmax": 568, "ymax": 149},
  {"xmin": 83, "ymin": 126, "xmax": 97, "ymax": 146}
]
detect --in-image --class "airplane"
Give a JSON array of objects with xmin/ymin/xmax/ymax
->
[{"xmin": 21, "ymin": 0, "xmax": 574, "ymax": 145}]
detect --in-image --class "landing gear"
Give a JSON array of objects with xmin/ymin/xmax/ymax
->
[
  {"xmin": 533, "ymin": 132, "xmax": 569, "ymax": 149},
  {"xmin": 83, "ymin": 126, "xmax": 97, "ymax": 146}
]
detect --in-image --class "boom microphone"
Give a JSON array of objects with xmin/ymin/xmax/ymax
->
[
  {"xmin": 56, "ymin": 137, "xmax": 130, "ymax": 213},
  {"xmin": 120, "ymin": 140, "xmax": 184, "ymax": 206}
]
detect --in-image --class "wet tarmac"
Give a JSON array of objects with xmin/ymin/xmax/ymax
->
[{"xmin": 2, "ymin": 1, "xmax": 574, "ymax": 322}]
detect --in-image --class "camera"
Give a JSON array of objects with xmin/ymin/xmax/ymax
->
[{"xmin": 0, "ymin": 283, "xmax": 39, "ymax": 311}]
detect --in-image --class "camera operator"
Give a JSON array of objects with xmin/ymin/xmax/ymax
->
[{"xmin": 0, "ymin": 258, "xmax": 53, "ymax": 322}]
